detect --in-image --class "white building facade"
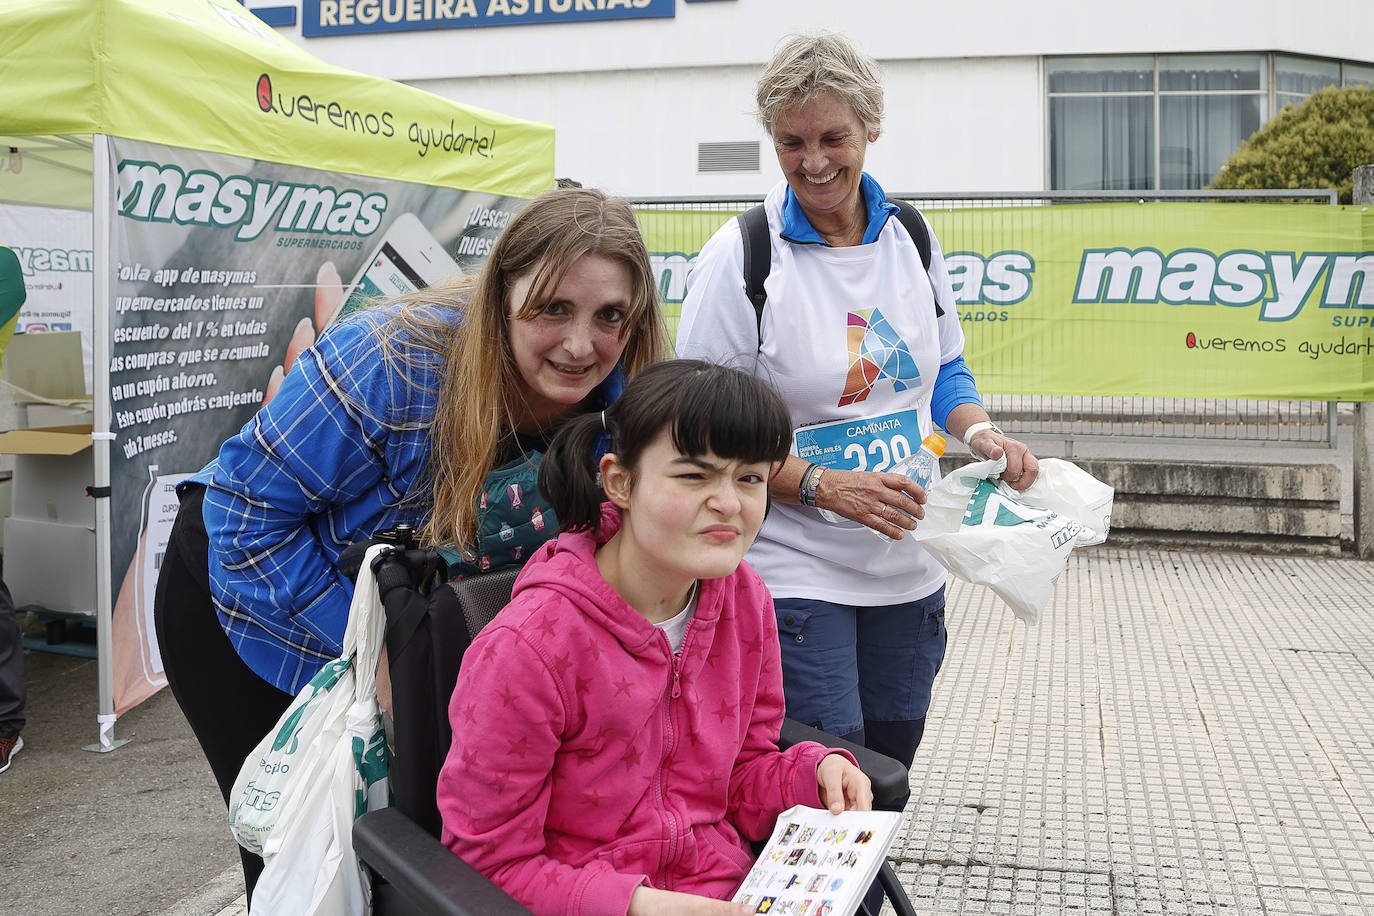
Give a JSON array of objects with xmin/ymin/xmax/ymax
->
[{"xmin": 249, "ymin": 0, "xmax": 1374, "ymax": 197}]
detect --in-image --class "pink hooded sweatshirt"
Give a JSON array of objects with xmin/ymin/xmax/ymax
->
[{"xmin": 437, "ymin": 505, "xmax": 849, "ymax": 916}]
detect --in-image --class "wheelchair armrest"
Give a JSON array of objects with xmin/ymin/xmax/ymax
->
[
  {"xmin": 353, "ymin": 808, "xmax": 534, "ymax": 916},
  {"xmin": 779, "ymin": 717, "xmax": 911, "ymax": 813}
]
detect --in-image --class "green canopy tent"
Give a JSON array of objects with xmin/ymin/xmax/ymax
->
[{"xmin": 0, "ymin": 0, "xmax": 554, "ymax": 752}]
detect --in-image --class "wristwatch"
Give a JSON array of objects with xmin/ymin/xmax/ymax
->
[{"xmin": 961, "ymin": 420, "xmax": 1003, "ymax": 448}]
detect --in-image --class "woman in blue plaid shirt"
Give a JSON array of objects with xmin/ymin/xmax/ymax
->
[{"xmin": 153, "ymin": 187, "xmax": 667, "ymax": 900}]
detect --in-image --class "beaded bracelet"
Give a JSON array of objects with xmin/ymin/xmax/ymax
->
[
  {"xmin": 797, "ymin": 463, "xmax": 818, "ymax": 505},
  {"xmin": 799, "ymin": 463, "xmax": 826, "ymax": 507}
]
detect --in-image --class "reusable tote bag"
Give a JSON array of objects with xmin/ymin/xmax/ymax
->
[{"xmin": 228, "ymin": 543, "xmax": 392, "ymax": 916}]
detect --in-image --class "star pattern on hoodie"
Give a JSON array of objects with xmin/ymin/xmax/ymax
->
[
  {"xmin": 548, "ymin": 653, "xmax": 574, "ymax": 680},
  {"xmin": 532, "ymin": 615, "xmax": 559, "ymax": 640},
  {"xmin": 519, "ymin": 819, "xmax": 544, "ymax": 847},
  {"xmin": 473, "ymin": 640, "xmax": 499, "ymax": 667}
]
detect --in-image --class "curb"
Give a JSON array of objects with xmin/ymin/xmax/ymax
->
[{"xmin": 156, "ymin": 866, "xmax": 247, "ymax": 916}]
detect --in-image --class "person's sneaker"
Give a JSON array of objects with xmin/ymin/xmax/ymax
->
[{"xmin": 0, "ymin": 734, "xmax": 22, "ymax": 773}]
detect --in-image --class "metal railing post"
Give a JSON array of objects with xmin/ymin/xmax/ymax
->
[{"xmin": 1353, "ymin": 166, "xmax": 1374, "ymax": 559}]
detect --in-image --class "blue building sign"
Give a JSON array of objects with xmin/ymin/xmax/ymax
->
[{"xmin": 302, "ymin": 0, "xmax": 674, "ymax": 36}]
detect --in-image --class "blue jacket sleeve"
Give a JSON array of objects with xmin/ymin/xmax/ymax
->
[
  {"xmin": 203, "ymin": 311, "xmax": 432, "ymax": 657},
  {"xmin": 930, "ymin": 355, "xmax": 983, "ymax": 431}
]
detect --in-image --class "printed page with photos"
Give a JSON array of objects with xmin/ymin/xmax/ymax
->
[{"xmin": 731, "ymin": 805, "xmax": 903, "ymax": 916}]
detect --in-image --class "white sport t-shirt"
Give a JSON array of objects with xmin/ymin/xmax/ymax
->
[{"xmin": 677, "ymin": 181, "xmax": 967, "ymax": 606}]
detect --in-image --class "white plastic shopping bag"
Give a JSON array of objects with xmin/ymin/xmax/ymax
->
[
  {"xmin": 910, "ymin": 457, "xmax": 1114, "ymax": 624},
  {"xmin": 227, "ymin": 544, "xmax": 392, "ymax": 916}
]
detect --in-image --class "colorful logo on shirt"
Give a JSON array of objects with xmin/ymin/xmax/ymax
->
[
  {"xmin": 838, "ymin": 307, "xmax": 919, "ymax": 406},
  {"xmin": 531, "ymin": 506, "xmax": 545, "ymax": 532},
  {"xmin": 507, "ymin": 483, "xmax": 524, "ymax": 509}
]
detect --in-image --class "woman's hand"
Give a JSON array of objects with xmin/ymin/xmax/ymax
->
[
  {"xmin": 965, "ymin": 428, "xmax": 1040, "ymax": 492},
  {"xmin": 817, "ymin": 753, "xmax": 873, "ymax": 814},
  {"xmin": 628, "ymin": 887, "xmax": 753, "ymax": 916},
  {"xmin": 814, "ymin": 467, "xmax": 925, "ymax": 539}
]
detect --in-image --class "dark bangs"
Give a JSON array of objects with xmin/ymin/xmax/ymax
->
[{"xmin": 662, "ymin": 363, "xmax": 793, "ymax": 466}]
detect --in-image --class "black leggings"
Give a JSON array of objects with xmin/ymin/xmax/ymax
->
[{"xmin": 152, "ymin": 483, "xmax": 293, "ymax": 902}]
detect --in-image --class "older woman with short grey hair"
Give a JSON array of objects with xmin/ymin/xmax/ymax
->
[{"xmin": 678, "ymin": 31, "xmax": 1038, "ymax": 771}]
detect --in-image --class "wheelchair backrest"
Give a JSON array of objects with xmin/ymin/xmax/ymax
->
[{"xmin": 377, "ymin": 552, "xmax": 520, "ymax": 839}]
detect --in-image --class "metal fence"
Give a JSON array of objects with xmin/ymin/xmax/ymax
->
[{"xmin": 632, "ymin": 189, "xmax": 1341, "ymax": 448}]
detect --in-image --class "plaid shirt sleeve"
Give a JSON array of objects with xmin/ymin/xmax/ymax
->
[{"xmin": 203, "ymin": 308, "xmax": 440, "ymax": 694}]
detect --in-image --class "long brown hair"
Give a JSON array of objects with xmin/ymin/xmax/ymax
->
[{"xmin": 382, "ymin": 187, "xmax": 665, "ymax": 553}]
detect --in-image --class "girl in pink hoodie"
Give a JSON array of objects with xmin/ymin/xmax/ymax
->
[{"xmin": 437, "ymin": 360, "xmax": 872, "ymax": 916}]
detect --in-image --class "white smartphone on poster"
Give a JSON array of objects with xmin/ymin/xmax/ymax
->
[{"xmin": 333, "ymin": 212, "xmax": 462, "ymax": 325}]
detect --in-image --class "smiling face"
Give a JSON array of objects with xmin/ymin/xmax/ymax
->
[
  {"xmin": 601, "ymin": 429, "xmax": 771, "ymax": 597},
  {"xmin": 771, "ymin": 91, "xmax": 873, "ymax": 229},
  {"xmin": 507, "ymin": 253, "xmax": 633, "ymax": 429}
]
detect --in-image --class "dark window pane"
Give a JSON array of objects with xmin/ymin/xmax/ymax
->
[
  {"xmin": 1161, "ymin": 94, "xmax": 1263, "ymax": 189},
  {"xmin": 1160, "ymin": 54, "xmax": 1264, "ymax": 91},
  {"xmin": 1345, "ymin": 63, "xmax": 1374, "ymax": 87},
  {"xmin": 1049, "ymin": 56, "xmax": 1153, "ymax": 93},
  {"xmin": 1050, "ymin": 96, "xmax": 1155, "ymax": 190},
  {"xmin": 1277, "ymin": 55, "xmax": 1340, "ymax": 94}
]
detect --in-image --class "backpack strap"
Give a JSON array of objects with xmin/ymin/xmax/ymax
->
[
  {"xmin": 736, "ymin": 204, "xmax": 772, "ymax": 345},
  {"xmin": 735, "ymin": 198, "xmax": 944, "ymax": 350},
  {"xmin": 886, "ymin": 197, "xmax": 944, "ymax": 317}
]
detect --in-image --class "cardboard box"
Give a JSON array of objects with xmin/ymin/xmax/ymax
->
[
  {"xmin": 0, "ymin": 333, "xmax": 90, "ymax": 460},
  {"xmin": 26, "ymin": 402, "xmax": 94, "ymax": 428},
  {"xmin": 1, "ymin": 331, "xmax": 86, "ymax": 400},
  {"xmin": 0, "ymin": 425, "xmax": 95, "ymax": 525},
  {"xmin": 3, "ymin": 516, "xmax": 96, "ymax": 615}
]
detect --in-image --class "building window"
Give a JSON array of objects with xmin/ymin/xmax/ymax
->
[
  {"xmin": 1049, "ymin": 52, "xmax": 1367, "ymax": 191},
  {"xmin": 1158, "ymin": 54, "xmax": 1265, "ymax": 190},
  {"xmin": 1276, "ymin": 54, "xmax": 1340, "ymax": 109},
  {"xmin": 1048, "ymin": 57, "xmax": 1154, "ymax": 190},
  {"xmin": 1346, "ymin": 63, "xmax": 1374, "ymax": 86}
]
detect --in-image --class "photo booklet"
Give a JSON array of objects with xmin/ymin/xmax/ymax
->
[{"xmin": 732, "ymin": 805, "xmax": 904, "ymax": 915}]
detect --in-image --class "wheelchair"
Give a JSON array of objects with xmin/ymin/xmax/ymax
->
[{"xmin": 351, "ymin": 527, "xmax": 917, "ymax": 916}]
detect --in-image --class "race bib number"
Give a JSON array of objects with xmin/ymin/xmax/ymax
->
[{"xmin": 794, "ymin": 410, "xmax": 923, "ymax": 473}]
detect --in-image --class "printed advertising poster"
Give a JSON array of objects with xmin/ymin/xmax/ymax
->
[
  {"xmin": 108, "ymin": 137, "xmax": 523, "ymax": 711},
  {"xmin": 0, "ymin": 204, "xmax": 96, "ymax": 392},
  {"xmin": 924, "ymin": 202, "xmax": 1374, "ymax": 401},
  {"xmin": 639, "ymin": 203, "xmax": 1374, "ymax": 401}
]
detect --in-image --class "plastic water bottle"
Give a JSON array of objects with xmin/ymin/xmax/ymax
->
[{"xmin": 871, "ymin": 433, "xmax": 947, "ymax": 542}]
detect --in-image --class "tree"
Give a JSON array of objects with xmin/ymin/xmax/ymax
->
[{"xmin": 1210, "ymin": 84, "xmax": 1374, "ymax": 204}]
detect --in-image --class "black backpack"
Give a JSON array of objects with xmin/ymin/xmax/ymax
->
[{"xmin": 736, "ymin": 198, "xmax": 943, "ymax": 348}]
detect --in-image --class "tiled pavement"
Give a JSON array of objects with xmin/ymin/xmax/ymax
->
[{"xmin": 894, "ymin": 549, "xmax": 1374, "ymax": 915}]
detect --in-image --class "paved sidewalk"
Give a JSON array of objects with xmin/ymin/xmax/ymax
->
[
  {"xmin": 902, "ymin": 548, "xmax": 1374, "ymax": 914},
  {"xmin": 3, "ymin": 546, "xmax": 1372, "ymax": 915}
]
